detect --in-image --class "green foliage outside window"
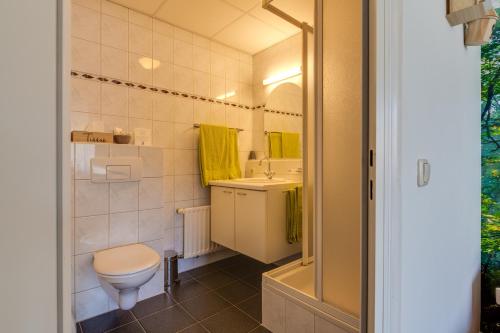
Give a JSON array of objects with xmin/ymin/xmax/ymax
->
[{"xmin": 481, "ymin": 9, "xmax": 500, "ymax": 333}]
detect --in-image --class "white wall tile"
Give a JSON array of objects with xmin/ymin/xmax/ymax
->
[
  {"xmin": 210, "ymin": 53, "xmax": 226, "ymax": 78},
  {"xmin": 72, "ymin": 4, "xmax": 100, "ymax": 43},
  {"xmin": 174, "ymin": 27, "xmax": 192, "ymax": 43},
  {"xmin": 75, "ymin": 214, "xmax": 109, "ymax": 254},
  {"xmin": 174, "ymin": 175, "xmax": 194, "ymax": 201},
  {"xmin": 109, "ymin": 211, "xmax": 138, "ymax": 247},
  {"xmin": 152, "ymin": 62, "xmax": 174, "ymax": 89},
  {"xmin": 72, "ymin": 37, "xmax": 100, "ymax": 74},
  {"xmin": 75, "ymin": 143, "xmax": 109, "ymax": 179},
  {"xmin": 153, "ymin": 94, "xmax": 174, "ymax": 122},
  {"xmin": 174, "ymin": 149, "xmax": 194, "ymax": 175},
  {"xmin": 174, "ymin": 39, "xmax": 193, "ymax": 68},
  {"xmin": 101, "ymin": 14, "xmax": 128, "ymax": 51},
  {"xmin": 129, "ymin": 53, "xmax": 153, "ymax": 85},
  {"xmin": 139, "ymin": 208, "xmax": 164, "ymax": 242},
  {"xmin": 210, "ymin": 76, "xmax": 225, "ymax": 100},
  {"xmin": 174, "ymin": 123, "xmax": 194, "ymax": 149},
  {"xmin": 101, "ymin": 46, "xmax": 128, "ymax": 80},
  {"xmin": 163, "ymin": 203, "xmax": 175, "ymax": 229},
  {"xmin": 109, "ymin": 144, "xmax": 138, "ymax": 157},
  {"xmin": 75, "ymin": 287, "xmax": 109, "ymax": 322},
  {"xmin": 162, "ymin": 149, "xmax": 175, "ymax": 175},
  {"xmin": 101, "ymin": 83, "xmax": 128, "ymax": 116},
  {"xmin": 110, "ymin": 182, "xmax": 138, "ymax": 213},
  {"xmin": 129, "ymin": 88, "xmax": 153, "ymax": 119},
  {"xmin": 164, "ymin": 228, "xmax": 175, "ymax": 251},
  {"xmin": 75, "ymin": 180, "xmax": 109, "ymax": 217},
  {"xmin": 173, "ymin": 65, "xmax": 194, "ymax": 94},
  {"xmin": 193, "ymin": 100, "xmax": 211, "ymax": 124},
  {"xmin": 162, "ymin": 175, "xmax": 175, "ymax": 203},
  {"xmin": 71, "ymin": 111, "xmax": 100, "ymax": 131},
  {"xmin": 173, "ymin": 96, "xmax": 193, "ymax": 124},
  {"xmin": 129, "ymin": 10, "xmax": 152, "ymax": 29},
  {"xmin": 129, "ymin": 24, "xmax": 152, "ymax": 57},
  {"xmin": 193, "ymin": 46, "xmax": 210, "ymax": 73},
  {"xmin": 194, "ymin": 175, "xmax": 209, "ymax": 199},
  {"xmin": 75, "ymin": 253, "xmax": 100, "ymax": 292},
  {"xmin": 152, "ymin": 121, "xmax": 174, "ymax": 148},
  {"xmin": 193, "ymin": 71, "xmax": 210, "ymax": 97},
  {"xmin": 129, "ymin": 117, "xmax": 152, "ymax": 134},
  {"xmin": 139, "ymin": 177, "xmax": 163, "ymax": 209},
  {"xmin": 153, "ymin": 33, "xmax": 173, "ymax": 63},
  {"xmin": 174, "ymin": 226, "xmax": 184, "ymax": 254},
  {"xmin": 153, "ymin": 19, "xmax": 173, "ymax": 37},
  {"xmin": 101, "ymin": 113, "xmax": 128, "ymax": 135},
  {"xmin": 140, "ymin": 146, "xmax": 163, "ymax": 177},
  {"xmin": 71, "ymin": 78, "xmax": 100, "ymax": 113}
]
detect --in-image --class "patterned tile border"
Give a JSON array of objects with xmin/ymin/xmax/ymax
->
[{"xmin": 71, "ymin": 70, "xmax": 303, "ymax": 118}]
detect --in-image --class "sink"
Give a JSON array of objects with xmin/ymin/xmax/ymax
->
[{"xmin": 232, "ymin": 178, "xmax": 288, "ymax": 184}]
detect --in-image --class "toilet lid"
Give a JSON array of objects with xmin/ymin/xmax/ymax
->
[{"xmin": 93, "ymin": 244, "xmax": 160, "ymax": 276}]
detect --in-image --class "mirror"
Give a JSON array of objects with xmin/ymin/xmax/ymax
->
[{"xmin": 264, "ymin": 82, "xmax": 303, "ymax": 158}]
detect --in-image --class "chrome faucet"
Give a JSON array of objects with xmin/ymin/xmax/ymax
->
[{"xmin": 259, "ymin": 156, "xmax": 275, "ymax": 180}]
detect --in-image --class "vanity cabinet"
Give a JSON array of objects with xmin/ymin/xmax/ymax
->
[{"xmin": 211, "ymin": 185, "xmax": 301, "ymax": 264}]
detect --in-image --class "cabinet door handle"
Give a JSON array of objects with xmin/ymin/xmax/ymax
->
[
  {"xmin": 223, "ymin": 190, "xmax": 232, "ymax": 194},
  {"xmin": 237, "ymin": 192, "xmax": 247, "ymax": 196}
]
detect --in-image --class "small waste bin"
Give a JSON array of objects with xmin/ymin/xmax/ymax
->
[{"xmin": 164, "ymin": 250, "xmax": 179, "ymax": 289}]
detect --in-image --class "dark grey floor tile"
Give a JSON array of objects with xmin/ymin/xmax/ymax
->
[
  {"xmin": 196, "ymin": 271, "xmax": 237, "ymax": 290},
  {"xmin": 181, "ymin": 291, "xmax": 231, "ymax": 321},
  {"xmin": 215, "ymin": 281, "xmax": 258, "ymax": 304},
  {"xmin": 106, "ymin": 321, "xmax": 145, "ymax": 333},
  {"xmin": 178, "ymin": 271, "xmax": 194, "ymax": 282},
  {"xmin": 201, "ymin": 307, "xmax": 259, "ymax": 333},
  {"xmin": 222, "ymin": 262, "xmax": 273, "ymax": 279},
  {"xmin": 178, "ymin": 324, "xmax": 208, "ymax": 333},
  {"xmin": 168, "ymin": 279, "xmax": 208, "ymax": 302},
  {"xmin": 249, "ymin": 326, "xmax": 271, "ymax": 333},
  {"xmin": 211, "ymin": 255, "xmax": 245, "ymax": 268},
  {"xmin": 132, "ymin": 293, "xmax": 176, "ymax": 319},
  {"xmin": 81, "ymin": 310, "xmax": 134, "ymax": 333},
  {"xmin": 240, "ymin": 273, "xmax": 262, "ymax": 289},
  {"xmin": 139, "ymin": 305, "xmax": 194, "ymax": 333},
  {"xmin": 272, "ymin": 253, "xmax": 302, "ymax": 267},
  {"xmin": 236, "ymin": 293, "xmax": 262, "ymax": 322},
  {"xmin": 185, "ymin": 263, "xmax": 219, "ymax": 278}
]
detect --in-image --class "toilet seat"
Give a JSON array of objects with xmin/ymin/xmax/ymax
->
[{"xmin": 94, "ymin": 243, "xmax": 161, "ymax": 277}]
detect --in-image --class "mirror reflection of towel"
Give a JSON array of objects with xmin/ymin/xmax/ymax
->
[{"xmin": 268, "ymin": 132, "xmax": 301, "ymax": 158}]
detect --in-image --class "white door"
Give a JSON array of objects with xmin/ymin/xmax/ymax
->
[
  {"xmin": 210, "ymin": 186, "xmax": 236, "ymax": 249},
  {"xmin": 235, "ymin": 189, "xmax": 267, "ymax": 262}
]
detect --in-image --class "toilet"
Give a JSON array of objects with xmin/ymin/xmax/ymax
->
[{"xmin": 93, "ymin": 243, "xmax": 161, "ymax": 310}]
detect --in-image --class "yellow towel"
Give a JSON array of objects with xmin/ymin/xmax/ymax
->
[
  {"xmin": 286, "ymin": 186, "xmax": 302, "ymax": 244},
  {"xmin": 199, "ymin": 124, "xmax": 241, "ymax": 187},
  {"xmin": 282, "ymin": 132, "xmax": 301, "ymax": 158},
  {"xmin": 269, "ymin": 132, "xmax": 283, "ymax": 158}
]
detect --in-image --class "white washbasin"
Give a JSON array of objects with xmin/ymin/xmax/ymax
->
[{"xmin": 232, "ymin": 177, "xmax": 288, "ymax": 184}]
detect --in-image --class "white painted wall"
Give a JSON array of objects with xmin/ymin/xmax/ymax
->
[
  {"xmin": 399, "ymin": 0, "xmax": 481, "ymax": 332},
  {"xmin": 0, "ymin": 0, "xmax": 59, "ymax": 332}
]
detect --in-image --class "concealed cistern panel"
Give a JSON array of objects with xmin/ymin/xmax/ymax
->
[{"xmin": 91, "ymin": 157, "xmax": 142, "ymax": 183}]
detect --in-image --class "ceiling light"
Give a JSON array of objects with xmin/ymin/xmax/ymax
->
[
  {"xmin": 138, "ymin": 57, "xmax": 161, "ymax": 70},
  {"xmin": 262, "ymin": 66, "xmax": 302, "ymax": 86},
  {"xmin": 216, "ymin": 90, "xmax": 236, "ymax": 100}
]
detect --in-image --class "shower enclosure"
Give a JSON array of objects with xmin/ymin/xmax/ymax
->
[{"xmin": 261, "ymin": 0, "xmax": 369, "ymax": 332}]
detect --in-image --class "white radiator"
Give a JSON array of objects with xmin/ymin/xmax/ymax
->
[{"xmin": 176, "ymin": 205, "xmax": 221, "ymax": 259}]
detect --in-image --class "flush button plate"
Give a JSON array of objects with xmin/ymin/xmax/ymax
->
[
  {"xmin": 417, "ymin": 159, "xmax": 431, "ymax": 187},
  {"xmin": 91, "ymin": 157, "xmax": 142, "ymax": 183}
]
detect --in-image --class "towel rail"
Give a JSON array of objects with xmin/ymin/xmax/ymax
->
[{"xmin": 193, "ymin": 123, "xmax": 243, "ymax": 132}]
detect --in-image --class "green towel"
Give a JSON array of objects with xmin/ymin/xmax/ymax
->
[
  {"xmin": 199, "ymin": 124, "xmax": 241, "ymax": 187},
  {"xmin": 286, "ymin": 186, "xmax": 302, "ymax": 244},
  {"xmin": 268, "ymin": 132, "xmax": 283, "ymax": 158},
  {"xmin": 282, "ymin": 132, "xmax": 301, "ymax": 158}
]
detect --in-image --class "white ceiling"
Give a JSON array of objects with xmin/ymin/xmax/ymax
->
[{"xmin": 110, "ymin": 0, "xmax": 314, "ymax": 54}]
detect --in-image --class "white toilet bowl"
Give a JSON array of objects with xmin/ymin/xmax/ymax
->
[{"xmin": 93, "ymin": 244, "xmax": 161, "ymax": 310}]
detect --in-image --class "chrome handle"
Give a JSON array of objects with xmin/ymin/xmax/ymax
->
[
  {"xmin": 237, "ymin": 192, "xmax": 247, "ymax": 196},
  {"xmin": 223, "ymin": 190, "xmax": 232, "ymax": 194}
]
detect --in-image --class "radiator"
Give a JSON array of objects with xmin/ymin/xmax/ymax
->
[{"xmin": 176, "ymin": 205, "xmax": 221, "ymax": 259}]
